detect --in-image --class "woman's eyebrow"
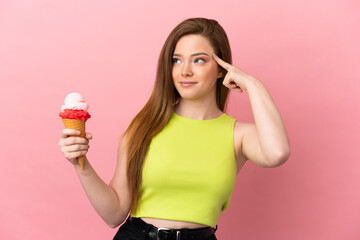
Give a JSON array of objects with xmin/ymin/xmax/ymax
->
[{"xmin": 173, "ymin": 52, "xmax": 209, "ymax": 57}]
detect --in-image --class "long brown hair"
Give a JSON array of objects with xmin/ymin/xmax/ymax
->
[{"xmin": 123, "ymin": 17, "xmax": 233, "ymax": 215}]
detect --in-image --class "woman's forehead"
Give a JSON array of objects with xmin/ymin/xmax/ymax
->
[{"xmin": 174, "ymin": 35, "xmax": 213, "ymax": 55}]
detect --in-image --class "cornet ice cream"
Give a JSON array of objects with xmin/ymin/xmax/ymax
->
[{"xmin": 59, "ymin": 92, "xmax": 91, "ymax": 170}]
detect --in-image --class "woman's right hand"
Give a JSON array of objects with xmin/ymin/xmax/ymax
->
[{"xmin": 58, "ymin": 129, "xmax": 92, "ymax": 166}]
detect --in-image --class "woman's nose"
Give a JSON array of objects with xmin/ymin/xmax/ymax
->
[{"xmin": 181, "ymin": 62, "xmax": 193, "ymax": 77}]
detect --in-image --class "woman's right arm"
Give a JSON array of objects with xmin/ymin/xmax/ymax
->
[{"xmin": 58, "ymin": 129, "xmax": 131, "ymax": 228}]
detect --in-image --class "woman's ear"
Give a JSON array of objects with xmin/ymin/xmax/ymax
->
[{"xmin": 217, "ymin": 69, "xmax": 223, "ymax": 78}]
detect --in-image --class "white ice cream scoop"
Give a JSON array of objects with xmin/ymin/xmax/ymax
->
[{"xmin": 61, "ymin": 92, "xmax": 89, "ymax": 111}]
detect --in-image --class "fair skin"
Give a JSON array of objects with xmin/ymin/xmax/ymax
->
[
  {"xmin": 58, "ymin": 34, "xmax": 290, "ymax": 229},
  {"xmin": 171, "ymin": 34, "xmax": 223, "ymax": 121}
]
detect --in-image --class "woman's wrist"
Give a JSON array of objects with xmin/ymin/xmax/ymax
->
[
  {"xmin": 245, "ymin": 77, "xmax": 263, "ymax": 92},
  {"xmin": 74, "ymin": 156, "xmax": 93, "ymax": 176}
]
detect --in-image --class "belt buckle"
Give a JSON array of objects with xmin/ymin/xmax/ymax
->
[
  {"xmin": 157, "ymin": 227, "xmax": 171, "ymax": 240},
  {"xmin": 157, "ymin": 227, "xmax": 181, "ymax": 240}
]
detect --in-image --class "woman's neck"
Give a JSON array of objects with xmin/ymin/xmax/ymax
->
[{"xmin": 174, "ymin": 97, "xmax": 223, "ymax": 120}]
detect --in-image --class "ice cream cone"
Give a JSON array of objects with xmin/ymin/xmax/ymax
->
[
  {"xmin": 59, "ymin": 92, "xmax": 91, "ymax": 170},
  {"xmin": 62, "ymin": 118, "xmax": 86, "ymax": 170}
]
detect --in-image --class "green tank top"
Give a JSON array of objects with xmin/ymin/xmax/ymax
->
[{"xmin": 131, "ymin": 110, "xmax": 237, "ymax": 228}]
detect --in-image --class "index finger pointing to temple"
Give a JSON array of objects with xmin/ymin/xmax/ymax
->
[{"xmin": 212, "ymin": 53, "xmax": 232, "ymax": 70}]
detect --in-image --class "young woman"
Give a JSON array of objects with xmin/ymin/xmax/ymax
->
[{"xmin": 58, "ymin": 17, "xmax": 290, "ymax": 240}]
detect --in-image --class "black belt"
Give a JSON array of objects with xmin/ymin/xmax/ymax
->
[{"xmin": 129, "ymin": 216, "xmax": 218, "ymax": 240}]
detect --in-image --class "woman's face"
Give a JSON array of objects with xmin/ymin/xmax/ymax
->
[{"xmin": 172, "ymin": 34, "xmax": 222, "ymax": 101}]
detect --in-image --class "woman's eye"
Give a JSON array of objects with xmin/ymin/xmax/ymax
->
[
  {"xmin": 172, "ymin": 58, "xmax": 205, "ymax": 64},
  {"xmin": 195, "ymin": 58, "xmax": 205, "ymax": 63},
  {"xmin": 172, "ymin": 58, "xmax": 180, "ymax": 64}
]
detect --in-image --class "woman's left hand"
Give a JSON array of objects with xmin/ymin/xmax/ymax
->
[{"xmin": 212, "ymin": 53, "xmax": 257, "ymax": 93}]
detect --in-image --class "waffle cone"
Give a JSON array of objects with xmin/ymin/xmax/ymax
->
[{"xmin": 62, "ymin": 118, "xmax": 86, "ymax": 170}]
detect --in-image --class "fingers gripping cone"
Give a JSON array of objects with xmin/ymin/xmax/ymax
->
[{"xmin": 62, "ymin": 118, "xmax": 86, "ymax": 170}]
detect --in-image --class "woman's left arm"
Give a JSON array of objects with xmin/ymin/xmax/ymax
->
[{"xmin": 213, "ymin": 53, "xmax": 290, "ymax": 167}]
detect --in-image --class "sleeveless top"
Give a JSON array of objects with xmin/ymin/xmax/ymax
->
[{"xmin": 130, "ymin": 110, "xmax": 237, "ymax": 228}]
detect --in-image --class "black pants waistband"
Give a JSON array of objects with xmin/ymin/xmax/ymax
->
[{"xmin": 129, "ymin": 216, "xmax": 217, "ymax": 240}]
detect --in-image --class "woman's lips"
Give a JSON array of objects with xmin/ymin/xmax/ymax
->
[{"xmin": 180, "ymin": 82, "xmax": 197, "ymax": 86}]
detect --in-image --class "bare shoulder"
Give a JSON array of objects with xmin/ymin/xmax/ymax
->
[
  {"xmin": 234, "ymin": 120, "xmax": 283, "ymax": 168},
  {"xmin": 234, "ymin": 120, "xmax": 256, "ymax": 135}
]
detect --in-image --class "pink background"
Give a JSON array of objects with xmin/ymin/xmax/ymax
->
[{"xmin": 0, "ymin": 0, "xmax": 359, "ymax": 239}]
